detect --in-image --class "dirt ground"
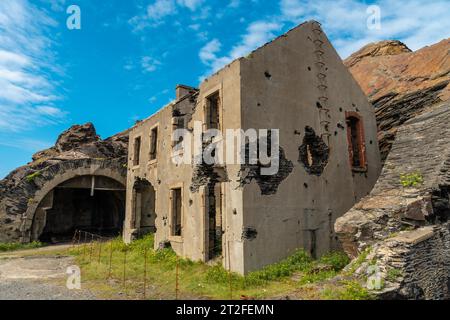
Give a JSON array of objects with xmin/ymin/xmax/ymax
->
[{"xmin": 0, "ymin": 246, "xmax": 98, "ymax": 300}]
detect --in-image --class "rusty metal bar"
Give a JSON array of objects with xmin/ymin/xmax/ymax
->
[
  {"xmin": 98, "ymin": 240, "xmax": 102, "ymax": 263},
  {"xmin": 228, "ymin": 241, "xmax": 233, "ymax": 300},
  {"xmin": 108, "ymin": 240, "xmax": 113, "ymax": 279},
  {"xmin": 175, "ymin": 255, "xmax": 179, "ymax": 300},
  {"xmin": 71, "ymin": 230, "xmax": 78, "ymax": 249},
  {"xmin": 89, "ymin": 234, "xmax": 94, "ymax": 262},
  {"xmin": 143, "ymin": 247, "xmax": 148, "ymax": 299},
  {"xmin": 77, "ymin": 230, "xmax": 82, "ymax": 255},
  {"xmin": 83, "ymin": 232, "xmax": 87, "ymax": 259},
  {"xmin": 123, "ymin": 246, "xmax": 127, "ymax": 290}
]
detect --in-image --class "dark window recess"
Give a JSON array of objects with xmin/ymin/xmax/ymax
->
[
  {"xmin": 171, "ymin": 188, "xmax": 182, "ymax": 236},
  {"xmin": 149, "ymin": 127, "xmax": 158, "ymax": 160},
  {"xmin": 133, "ymin": 137, "xmax": 141, "ymax": 166},
  {"xmin": 346, "ymin": 112, "xmax": 367, "ymax": 171},
  {"xmin": 206, "ymin": 92, "xmax": 220, "ymax": 130},
  {"xmin": 208, "ymin": 184, "xmax": 222, "ymax": 260}
]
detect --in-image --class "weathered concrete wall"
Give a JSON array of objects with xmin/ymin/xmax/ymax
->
[
  {"xmin": 239, "ymin": 21, "xmax": 381, "ymax": 272},
  {"xmin": 123, "ymin": 60, "xmax": 245, "ymax": 272}
]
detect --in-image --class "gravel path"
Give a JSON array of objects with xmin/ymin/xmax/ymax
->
[{"xmin": 0, "ymin": 254, "xmax": 98, "ymax": 300}]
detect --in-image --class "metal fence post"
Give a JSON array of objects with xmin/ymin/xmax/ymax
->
[
  {"xmin": 89, "ymin": 233, "xmax": 94, "ymax": 262},
  {"xmin": 108, "ymin": 240, "xmax": 113, "ymax": 279},
  {"xmin": 228, "ymin": 241, "xmax": 233, "ymax": 300},
  {"xmin": 98, "ymin": 239, "xmax": 102, "ymax": 263},
  {"xmin": 143, "ymin": 247, "xmax": 148, "ymax": 299},
  {"xmin": 175, "ymin": 255, "xmax": 180, "ymax": 300},
  {"xmin": 123, "ymin": 246, "xmax": 127, "ymax": 290}
]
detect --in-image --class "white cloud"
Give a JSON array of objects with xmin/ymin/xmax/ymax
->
[
  {"xmin": 44, "ymin": 0, "xmax": 67, "ymax": 12},
  {"xmin": 280, "ymin": 0, "xmax": 304, "ymax": 19},
  {"xmin": 0, "ymin": 135, "xmax": 52, "ymax": 152},
  {"xmin": 130, "ymin": 0, "xmax": 206, "ymax": 30},
  {"xmin": 189, "ymin": 23, "xmax": 201, "ymax": 31},
  {"xmin": 147, "ymin": 0, "xmax": 177, "ymax": 21},
  {"xmin": 0, "ymin": 0, "xmax": 66, "ymax": 133},
  {"xmin": 228, "ymin": 0, "xmax": 241, "ymax": 8},
  {"xmin": 176, "ymin": 0, "xmax": 205, "ymax": 11},
  {"xmin": 141, "ymin": 56, "xmax": 162, "ymax": 73},
  {"xmin": 199, "ymin": 21, "xmax": 282, "ymax": 80},
  {"xmin": 199, "ymin": 39, "xmax": 222, "ymax": 64},
  {"xmin": 229, "ymin": 21, "xmax": 282, "ymax": 59},
  {"xmin": 278, "ymin": 0, "xmax": 450, "ymax": 58}
]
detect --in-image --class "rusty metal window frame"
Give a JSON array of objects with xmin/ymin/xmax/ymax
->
[{"xmin": 345, "ymin": 111, "xmax": 367, "ymax": 172}]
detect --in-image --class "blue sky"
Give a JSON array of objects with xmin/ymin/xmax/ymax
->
[{"xmin": 1, "ymin": 0, "xmax": 449, "ymax": 179}]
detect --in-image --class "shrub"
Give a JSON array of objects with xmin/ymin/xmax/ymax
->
[
  {"xmin": 400, "ymin": 172, "xmax": 424, "ymax": 187},
  {"xmin": 318, "ymin": 252, "xmax": 350, "ymax": 271}
]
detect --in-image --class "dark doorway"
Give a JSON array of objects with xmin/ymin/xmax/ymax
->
[
  {"xmin": 32, "ymin": 176, "xmax": 125, "ymax": 243},
  {"xmin": 207, "ymin": 183, "xmax": 223, "ymax": 260}
]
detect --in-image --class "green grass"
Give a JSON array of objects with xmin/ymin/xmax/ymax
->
[
  {"xmin": 321, "ymin": 280, "xmax": 374, "ymax": 300},
  {"xmin": 0, "ymin": 241, "xmax": 43, "ymax": 252},
  {"xmin": 68, "ymin": 235, "xmax": 352, "ymax": 300},
  {"xmin": 345, "ymin": 247, "xmax": 372, "ymax": 275}
]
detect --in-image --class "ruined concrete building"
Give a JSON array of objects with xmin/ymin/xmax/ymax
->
[{"xmin": 123, "ymin": 21, "xmax": 381, "ymax": 274}]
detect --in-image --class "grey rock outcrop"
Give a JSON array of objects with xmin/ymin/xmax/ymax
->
[
  {"xmin": 0, "ymin": 123, "xmax": 129, "ymax": 242},
  {"xmin": 336, "ymin": 101, "xmax": 450, "ymax": 299}
]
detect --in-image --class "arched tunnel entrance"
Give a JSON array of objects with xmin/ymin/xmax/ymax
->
[{"xmin": 30, "ymin": 175, "xmax": 126, "ymax": 243}]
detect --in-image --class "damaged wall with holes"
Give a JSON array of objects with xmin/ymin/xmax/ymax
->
[
  {"xmin": 335, "ymin": 102, "xmax": 450, "ymax": 299},
  {"xmin": 123, "ymin": 60, "xmax": 246, "ymax": 271},
  {"xmin": 123, "ymin": 21, "xmax": 381, "ymax": 275},
  {"xmin": 239, "ymin": 21, "xmax": 381, "ymax": 272}
]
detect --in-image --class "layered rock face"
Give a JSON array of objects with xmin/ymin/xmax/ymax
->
[
  {"xmin": 345, "ymin": 38, "xmax": 450, "ymax": 161},
  {"xmin": 336, "ymin": 102, "xmax": 450, "ymax": 299},
  {"xmin": 0, "ymin": 123, "xmax": 128, "ymax": 242},
  {"xmin": 338, "ymin": 37, "xmax": 450, "ymax": 299}
]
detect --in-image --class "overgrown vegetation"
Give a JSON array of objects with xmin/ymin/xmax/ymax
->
[
  {"xmin": 26, "ymin": 171, "xmax": 42, "ymax": 183},
  {"xmin": 0, "ymin": 241, "xmax": 43, "ymax": 252},
  {"xmin": 345, "ymin": 247, "xmax": 372, "ymax": 275},
  {"xmin": 321, "ymin": 280, "xmax": 374, "ymax": 300},
  {"xmin": 69, "ymin": 235, "xmax": 357, "ymax": 300},
  {"xmin": 386, "ymin": 268, "xmax": 403, "ymax": 282},
  {"xmin": 400, "ymin": 172, "xmax": 424, "ymax": 188}
]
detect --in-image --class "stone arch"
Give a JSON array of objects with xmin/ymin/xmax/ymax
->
[{"xmin": 19, "ymin": 158, "xmax": 127, "ymax": 242}]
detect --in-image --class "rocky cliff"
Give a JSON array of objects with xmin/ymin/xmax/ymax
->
[
  {"xmin": 337, "ymin": 39, "xmax": 450, "ymax": 299},
  {"xmin": 345, "ymin": 38, "xmax": 450, "ymax": 161},
  {"xmin": 0, "ymin": 123, "xmax": 128, "ymax": 242}
]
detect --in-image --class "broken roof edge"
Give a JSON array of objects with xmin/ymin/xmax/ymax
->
[
  {"xmin": 200, "ymin": 20, "xmax": 318, "ymax": 84},
  {"xmin": 130, "ymin": 20, "xmax": 320, "ymax": 132},
  {"xmin": 130, "ymin": 90, "xmax": 200, "ymax": 131}
]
